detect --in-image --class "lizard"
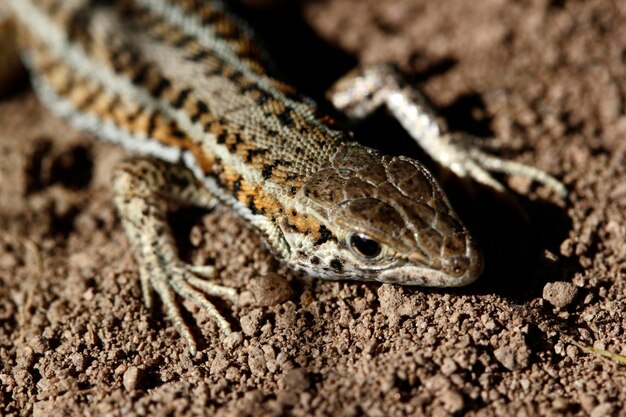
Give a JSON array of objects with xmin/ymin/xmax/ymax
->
[{"xmin": 5, "ymin": 0, "xmax": 567, "ymax": 355}]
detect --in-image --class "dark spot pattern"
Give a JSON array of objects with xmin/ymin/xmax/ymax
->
[
  {"xmin": 151, "ymin": 78, "xmax": 171, "ymax": 96},
  {"xmin": 232, "ymin": 178, "xmax": 242, "ymax": 198},
  {"xmin": 247, "ymin": 195, "xmax": 260, "ymax": 215},
  {"xmin": 173, "ymin": 88, "xmax": 191, "ymax": 108},
  {"xmin": 314, "ymin": 225, "xmax": 332, "ymax": 246},
  {"xmin": 329, "ymin": 259, "xmax": 343, "ymax": 272},
  {"xmin": 276, "ymin": 108, "xmax": 295, "ymax": 127},
  {"xmin": 246, "ymin": 148, "xmax": 269, "ymax": 163}
]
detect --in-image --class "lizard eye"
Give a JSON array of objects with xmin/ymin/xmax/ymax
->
[{"xmin": 348, "ymin": 233, "xmax": 382, "ymax": 260}]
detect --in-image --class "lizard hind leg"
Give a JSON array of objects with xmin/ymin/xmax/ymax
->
[{"xmin": 112, "ymin": 158, "xmax": 238, "ymax": 355}]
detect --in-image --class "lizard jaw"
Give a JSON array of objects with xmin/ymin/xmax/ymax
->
[{"xmin": 377, "ymin": 237, "xmax": 483, "ymax": 287}]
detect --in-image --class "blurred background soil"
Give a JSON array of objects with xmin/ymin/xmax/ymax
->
[{"xmin": 1, "ymin": 0, "xmax": 626, "ymax": 415}]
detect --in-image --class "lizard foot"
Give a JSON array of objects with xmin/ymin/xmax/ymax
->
[
  {"xmin": 140, "ymin": 261, "xmax": 238, "ymax": 356},
  {"xmin": 432, "ymin": 132, "xmax": 567, "ymax": 198}
]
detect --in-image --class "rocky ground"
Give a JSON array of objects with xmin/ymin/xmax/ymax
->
[{"xmin": 1, "ymin": 0, "xmax": 626, "ymax": 416}]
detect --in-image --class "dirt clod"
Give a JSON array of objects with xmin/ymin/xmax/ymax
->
[
  {"xmin": 590, "ymin": 403, "xmax": 615, "ymax": 417},
  {"xmin": 122, "ymin": 366, "xmax": 142, "ymax": 392},
  {"xmin": 493, "ymin": 345, "xmax": 528, "ymax": 371},
  {"xmin": 248, "ymin": 273, "xmax": 294, "ymax": 306},
  {"xmin": 543, "ymin": 281, "xmax": 578, "ymax": 308}
]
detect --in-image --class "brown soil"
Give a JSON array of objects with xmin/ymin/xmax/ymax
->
[{"xmin": 2, "ymin": 0, "xmax": 626, "ymax": 416}]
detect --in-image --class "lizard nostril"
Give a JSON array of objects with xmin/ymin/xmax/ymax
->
[{"xmin": 443, "ymin": 256, "xmax": 469, "ymax": 277}]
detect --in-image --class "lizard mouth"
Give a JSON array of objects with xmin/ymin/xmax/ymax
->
[
  {"xmin": 376, "ymin": 236, "xmax": 483, "ymax": 287},
  {"xmin": 376, "ymin": 263, "xmax": 480, "ymax": 286}
]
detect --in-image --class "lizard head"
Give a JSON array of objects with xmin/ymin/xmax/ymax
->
[{"xmin": 290, "ymin": 143, "xmax": 482, "ymax": 287}]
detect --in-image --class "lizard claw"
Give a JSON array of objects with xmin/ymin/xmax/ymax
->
[
  {"xmin": 141, "ymin": 261, "xmax": 238, "ymax": 356},
  {"xmin": 443, "ymin": 132, "xmax": 568, "ymax": 198}
]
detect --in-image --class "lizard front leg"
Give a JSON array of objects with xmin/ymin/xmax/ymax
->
[
  {"xmin": 112, "ymin": 158, "xmax": 237, "ymax": 355},
  {"xmin": 327, "ymin": 64, "xmax": 567, "ymax": 198}
]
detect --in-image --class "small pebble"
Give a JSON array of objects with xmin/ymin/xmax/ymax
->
[
  {"xmin": 224, "ymin": 331, "xmax": 243, "ymax": 350},
  {"xmin": 247, "ymin": 346, "xmax": 266, "ymax": 376},
  {"xmin": 494, "ymin": 346, "xmax": 516, "ymax": 370},
  {"xmin": 240, "ymin": 309, "xmax": 263, "ymax": 336},
  {"xmin": 493, "ymin": 344, "xmax": 529, "ymax": 371},
  {"xmin": 552, "ymin": 397, "xmax": 570, "ymax": 411},
  {"xmin": 249, "ymin": 273, "xmax": 294, "ymax": 306},
  {"xmin": 28, "ymin": 336, "xmax": 49, "ymax": 354},
  {"xmin": 440, "ymin": 358, "xmax": 458, "ymax": 376},
  {"xmin": 440, "ymin": 388, "xmax": 464, "ymax": 413},
  {"xmin": 283, "ymin": 368, "xmax": 310, "ymax": 391},
  {"xmin": 123, "ymin": 366, "xmax": 143, "ymax": 391},
  {"xmin": 590, "ymin": 403, "xmax": 614, "ymax": 417},
  {"xmin": 579, "ymin": 394, "xmax": 598, "ymax": 413},
  {"xmin": 543, "ymin": 281, "xmax": 578, "ymax": 308}
]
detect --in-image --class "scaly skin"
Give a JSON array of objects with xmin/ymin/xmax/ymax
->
[{"xmin": 7, "ymin": 0, "xmax": 564, "ymax": 353}]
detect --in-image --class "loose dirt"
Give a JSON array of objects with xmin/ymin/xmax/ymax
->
[{"xmin": 2, "ymin": 0, "xmax": 626, "ymax": 416}]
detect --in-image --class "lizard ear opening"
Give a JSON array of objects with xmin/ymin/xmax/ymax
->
[{"xmin": 347, "ymin": 233, "xmax": 383, "ymax": 261}]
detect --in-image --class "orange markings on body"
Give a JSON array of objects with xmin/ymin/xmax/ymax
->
[
  {"xmin": 285, "ymin": 211, "xmax": 322, "ymax": 236},
  {"xmin": 188, "ymin": 144, "xmax": 216, "ymax": 173}
]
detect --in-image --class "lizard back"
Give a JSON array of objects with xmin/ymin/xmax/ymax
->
[{"xmin": 13, "ymin": 0, "xmax": 350, "ymax": 253}]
